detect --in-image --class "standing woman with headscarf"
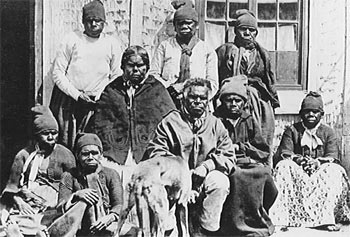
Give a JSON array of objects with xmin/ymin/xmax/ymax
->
[
  {"xmin": 149, "ymin": 6, "xmax": 218, "ymax": 109},
  {"xmin": 216, "ymin": 9, "xmax": 280, "ymax": 161},
  {"xmin": 50, "ymin": 0, "xmax": 123, "ymax": 149}
]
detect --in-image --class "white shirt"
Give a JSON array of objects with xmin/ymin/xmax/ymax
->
[
  {"xmin": 52, "ymin": 31, "xmax": 123, "ymax": 101},
  {"xmin": 149, "ymin": 37, "xmax": 219, "ymax": 98}
]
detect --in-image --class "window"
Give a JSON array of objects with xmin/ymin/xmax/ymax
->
[{"xmin": 196, "ymin": 0, "xmax": 309, "ymax": 89}]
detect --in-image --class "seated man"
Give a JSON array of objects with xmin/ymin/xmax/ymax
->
[
  {"xmin": 0, "ymin": 105, "xmax": 76, "ymax": 236},
  {"xmin": 52, "ymin": 133, "xmax": 123, "ymax": 237},
  {"xmin": 270, "ymin": 92, "xmax": 350, "ymax": 231},
  {"xmin": 214, "ymin": 76, "xmax": 277, "ymax": 236},
  {"xmin": 143, "ymin": 78, "xmax": 236, "ymax": 236}
]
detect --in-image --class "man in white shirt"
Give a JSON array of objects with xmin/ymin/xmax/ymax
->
[{"xmin": 50, "ymin": 0, "xmax": 123, "ymax": 149}]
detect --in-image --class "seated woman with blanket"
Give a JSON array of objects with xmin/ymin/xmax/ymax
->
[{"xmin": 214, "ymin": 77, "xmax": 278, "ymax": 236}]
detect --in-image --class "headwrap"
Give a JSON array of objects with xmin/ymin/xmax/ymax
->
[
  {"xmin": 173, "ymin": 6, "xmax": 198, "ymax": 22},
  {"xmin": 75, "ymin": 133, "xmax": 103, "ymax": 152},
  {"xmin": 299, "ymin": 91, "xmax": 324, "ymax": 114},
  {"xmin": 235, "ymin": 9, "xmax": 257, "ymax": 30},
  {"xmin": 171, "ymin": 0, "xmax": 194, "ymax": 10},
  {"xmin": 82, "ymin": 0, "xmax": 106, "ymax": 21},
  {"xmin": 31, "ymin": 105, "xmax": 58, "ymax": 134},
  {"xmin": 219, "ymin": 75, "xmax": 248, "ymax": 101}
]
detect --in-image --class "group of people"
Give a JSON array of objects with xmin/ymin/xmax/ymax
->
[{"xmin": 1, "ymin": 0, "xmax": 350, "ymax": 236}]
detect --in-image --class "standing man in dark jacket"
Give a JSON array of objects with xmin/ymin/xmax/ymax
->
[{"xmin": 216, "ymin": 9, "xmax": 279, "ymax": 150}]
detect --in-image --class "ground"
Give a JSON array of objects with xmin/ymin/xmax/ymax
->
[{"xmin": 273, "ymin": 224, "xmax": 350, "ymax": 237}]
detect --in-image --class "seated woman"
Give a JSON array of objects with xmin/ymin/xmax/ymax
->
[
  {"xmin": 0, "ymin": 105, "xmax": 76, "ymax": 236},
  {"xmin": 84, "ymin": 45, "xmax": 175, "ymax": 166},
  {"xmin": 270, "ymin": 92, "xmax": 350, "ymax": 231},
  {"xmin": 214, "ymin": 76, "xmax": 278, "ymax": 236},
  {"xmin": 51, "ymin": 133, "xmax": 123, "ymax": 237}
]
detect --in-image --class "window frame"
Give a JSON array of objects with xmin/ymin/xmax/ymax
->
[{"xmin": 195, "ymin": 0, "xmax": 309, "ymax": 90}]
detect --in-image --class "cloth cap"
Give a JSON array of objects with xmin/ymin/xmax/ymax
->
[
  {"xmin": 31, "ymin": 105, "xmax": 58, "ymax": 134},
  {"xmin": 83, "ymin": 0, "xmax": 106, "ymax": 21},
  {"xmin": 171, "ymin": 0, "xmax": 194, "ymax": 10},
  {"xmin": 174, "ymin": 6, "xmax": 198, "ymax": 22},
  {"xmin": 75, "ymin": 133, "xmax": 103, "ymax": 152},
  {"xmin": 300, "ymin": 91, "xmax": 324, "ymax": 113},
  {"xmin": 235, "ymin": 9, "xmax": 257, "ymax": 29},
  {"xmin": 219, "ymin": 75, "xmax": 248, "ymax": 101}
]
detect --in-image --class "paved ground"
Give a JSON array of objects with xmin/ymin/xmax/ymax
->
[{"xmin": 273, "ymin": 224, "xmax": 350, "ymax": 237}]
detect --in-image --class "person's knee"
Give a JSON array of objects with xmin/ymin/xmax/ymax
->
[{"xmin": 203, "ymin": 170, "xmax": 229, "ymax": 193}]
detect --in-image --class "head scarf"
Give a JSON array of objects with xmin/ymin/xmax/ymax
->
[
  {"xmin": 219, "ymin": 75, "xmax": 248, "ymax": 101},
  {"xmin": 173, "ymin": 6, "xmax": 198, "ymax": 22},
  {"xmin": 75, "ymin": 133, "xmax": 103, "ymax": 153},
  {"xmin": 82, "ymin": 0, "xmax": 106, "ymax": 21},
  {"xmin": 235, "ymin": 9, "xmax": 257, "ymax": 30},
  {"xmin": 31, "ymin": 105, "xmax": 58, "ymax": 134},
  {"xmin": 299, "ymin": 91, "xmax": 324, "ymax": 114}
]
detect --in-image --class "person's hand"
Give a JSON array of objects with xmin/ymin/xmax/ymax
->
[
  {"xmin": 79, "ymin": 93, "xmax": 96, "ymax": 104},
  {"xmin": 232, "ymin": 144, "xmax": 240, "ymax": 151},
  {"xmin": 292, "ymin": 154, "xmax": 307, "ymax": 166},
  {"xmin": 73, "ymin": 189, "xmax": 99, "ymax": 206},
  {"xmin": 188, "ymin": 190, "xmax": 199, "ymax": 204},
  {"xmin": 192, "ymin": 166, "xmax": 207, "ymax": 179},
  {"xmin": 13, "ymin": 195, "xmax": 35, "ymax": 215},
  {"xmin": 303, "ymin": 158, "xmax": 320, "ymax": 175},
  {"xmin": 90, "ymin": 213, "xmax": 116, "ymax": 233},
  {"xmin": 317, "ymin": 157, "xmax": 334, "ymax": 164}
]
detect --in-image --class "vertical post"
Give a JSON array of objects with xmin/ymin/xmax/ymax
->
[
  {"xmin": 129, "ymin": 0, "xmax": 144, "ymax": 46},
  {"xmin": 342, "ymin": 0, "xmax": 350, "ymax": 177},
  {"xmin": 33, "ymin": 0, "xmax": 43, "ymax": 104}
]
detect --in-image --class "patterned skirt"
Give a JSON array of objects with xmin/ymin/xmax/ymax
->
[{"xmin": 269, "ymin": 159, "xmax": 350, "ymax": 227}]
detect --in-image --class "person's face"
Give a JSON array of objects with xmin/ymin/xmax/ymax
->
[
  {"xmin": 236, "ymin": 26, "xmax": 257, "ymax": 41},
  {"xmin": 183, "ymin": 86, "xmax": 209, "ymax": 118},
  {"xmin": 123, "ymin": 55, "xmax": 148, "ymax": 85},
  {"xmin": 83, "ymin": 17, "xmax": 105, "ymax": 38},
  {"xmin": 37, "ymin": 129, "xmax": 58, "ymax": 150},
  {"xmin": 78, "ymin": 145, "xmax": 101, "ymax": 172},
  {"xmin": 300, "ymin": 109, "xmax": 322, "ymax": 129},
  {"xmin": 221, "ymin": 94, "xmax": 245, "ymax": 116},
  {"xmin": 174, "ymin": 19, "xmax": 197, "ymax": 39}
]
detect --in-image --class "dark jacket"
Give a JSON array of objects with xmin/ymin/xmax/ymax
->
[
  {"xmin": 274, "ymin": 122, "xmax": 339, "ymax": 166},
  {"xmin": 58, "ymin": 166, "xmax": 123, "ymax": 217},
  {"xmin": 216, "ymin": 42, "xmax": 280, "ymax": 108},
  {"xmin": 3, "ymin": 143, "xmax": 76, "ymax": 195},
  {"xmin": 85, "ymin": 75, "xmax": 176, "ymax": 164},
  {"xmin": 214, "ymin": 108, "xmax": 270, "ymax": 165}
]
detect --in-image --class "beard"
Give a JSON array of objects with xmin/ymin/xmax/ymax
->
[{"xmin": 234, "ymin": 35, "xmax": 256, "ymax": 50}]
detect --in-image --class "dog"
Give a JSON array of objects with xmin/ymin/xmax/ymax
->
[{"xmin": 116, "ymin": 155, "xmax": 192, "ymax": 237}]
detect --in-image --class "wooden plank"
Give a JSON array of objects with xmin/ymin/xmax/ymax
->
[{"xmin": 129, "ymin": 0, "xmax": 143, "ymax": 46}]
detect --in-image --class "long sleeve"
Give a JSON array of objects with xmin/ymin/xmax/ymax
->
[
  {"xmin": 205, "ymin": 120, "xmax": 236, "ymax": 175},
  {"xmin": 206, "ymin": 48, "xmax": 219, "ymax": 99},
  {"xmin": 106, "ymin": 169, "xmax": 123, "ymax": 216},
  {"xmin": 52, "ymin": 35, "xmax": 82, "ymax": 101},
  {"xmin": 320, "ymin": 125, "xmax": 338, "ymax": 160},
  {"xmin": 57, "ymin": 171, "xmax": 75, "ymax": 212},
  {"xmin": 149, "ymin": 42, "xmax": 168, "ymax": 87}
]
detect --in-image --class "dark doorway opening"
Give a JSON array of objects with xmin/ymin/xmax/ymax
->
[{"xmin": 0, "ymin": 0, "xmax": 35, "ymax": 191}]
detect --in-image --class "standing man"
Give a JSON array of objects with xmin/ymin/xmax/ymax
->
[
  {"xmin": 144, "ymin": 78, "xmax": 236, "ymax": 236},
  {"xmin": 50, "ymin": 0, "xmax": 123, "ymax": 149},
  {"xmin": 214, "ymin": 76, "xmax": 277, "ymax": 236},
  {"xmin": 149, "ymin": 6, "xmax": 218, "ymax": 108},
  {"xmin": 216, "ymin": 9, "xmax": 279, "ymax": 151}
]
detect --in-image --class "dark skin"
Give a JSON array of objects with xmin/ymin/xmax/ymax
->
[
  {"xmin": 74, "ymin": 145, "xmax": 117, "ymax": 233},
  {"xmin": 174, "ymin": 19, "xmax": 198, "ymax": 44}
]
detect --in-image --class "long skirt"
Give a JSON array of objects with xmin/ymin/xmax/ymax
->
[
  {"xmin": 269, "ymin": 159, "xmax": 350, "ymax": 227},
  {"xmin": 49, "ymin": 86, "xmax": 94, "ymax": 149},
  {"xmin": 220, "ymin": 164, "xmax": 278, "ymax": 236}
]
